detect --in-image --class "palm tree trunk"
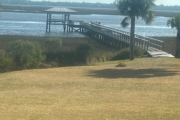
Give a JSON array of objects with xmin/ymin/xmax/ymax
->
[
  {"xmin": 130, "ymin": 16, "xmax": 135, "ymax": 60},
  {"xmin": 175, "ymin": 31, "xmax": 180, "ymax": 58}
]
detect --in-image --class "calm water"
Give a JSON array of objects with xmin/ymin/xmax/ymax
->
[{"xmin": 0, "ymin": 12, "xmax": 177, "ymax": 37}]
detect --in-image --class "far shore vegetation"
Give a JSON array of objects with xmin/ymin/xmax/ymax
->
[{"xmin": 1, "ymin": 4, "xmax": 180, "ymax": 17}]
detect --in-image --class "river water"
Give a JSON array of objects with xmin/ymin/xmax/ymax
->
[{"xmin": 0, "ymin": 12, "xmax": 177, "ymax": 37}]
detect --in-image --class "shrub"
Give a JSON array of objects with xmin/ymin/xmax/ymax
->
[
  {"xmin": 45, "ymin": 43, "xmax": 93, "ymax": 66},
  {"xmin": 57, "ymin": 51, "xmax": 76, "ymax": 66},
  {"xmin": 75, "ymin": 44, "xmax": 94, "ymax": 64},
  {"xmin": 7, "ymin": 40, "xmax": 44, "ymax": 69},
  {"xmin": 112, "ymin": 48, "xmax": 130, "ymax": 60},
  {"xmin": 0, "ymin": 55, "xmax": 14, "ymax": 72},
  {"xmin": 112, "ymin": 47, "xmax": 145, "ymax": 60},
  {"xmin": 44, "ymin": 38, "xmax": 63, "ymax": 65},
  {"xmin": 134, "ymin": 47, "xmax": 145, "ymax": 57}
]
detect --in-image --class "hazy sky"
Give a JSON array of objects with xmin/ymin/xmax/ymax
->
[{"xmin": 32, "ymin": 0, "xmax": 180, "ymax": 6}]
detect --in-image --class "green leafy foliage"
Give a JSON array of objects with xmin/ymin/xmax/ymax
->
[
  {"xmin": 113, "ymin": 48, "xmax": 130, "ymax": 60},
  {"xmin": 75, "ymin": 44, "xmax": 94, "ymax": 64},
  {"xmin": 44, "ymin": 44, "xmax": 93, "ymax": 66},
  {"xmin": 0, "ymin": 52, "xmax": 14, "ymax": 72},
  {"xmin": 7, "ymin": 40, "xmax": 44, "ymax": 69},
  {"xmin": 167, "ymin": 15, "xmax": 180, "ymax": 31},
  {"xmin": 112, "ymin": 47, "xmax": 145, "ymax": 60},
  {"xmin": 167, "ymin": 15, "xmax": 180, "ymax": 41},
  {"xmin": 115, "ymin": 0, "xmax": 155, "ymax": 25},
  {"xmin": 167, "ymin": 15, "xmax": 180, "ymax": 57}
]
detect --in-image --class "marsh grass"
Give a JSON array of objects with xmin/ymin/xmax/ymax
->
[{"xmin": 0, "ymin": 58, "xmax": 180, "ymax": 119}]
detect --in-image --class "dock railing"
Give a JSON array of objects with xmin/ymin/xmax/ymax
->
[{"xmin": 83, "ymin": 21, "xmax": 164, "ymax": 51}]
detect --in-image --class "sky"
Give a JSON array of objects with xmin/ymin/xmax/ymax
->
[{"xmin": 32, "ymin": 0, "xmax": 180, "ymax": 6}]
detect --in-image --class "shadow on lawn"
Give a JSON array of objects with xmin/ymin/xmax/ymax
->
[{"xmin": 88, "ymin": 68, "xmax": 179, "ymax": 79}]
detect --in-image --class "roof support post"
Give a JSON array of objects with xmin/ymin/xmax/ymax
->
[
  {"xmin": 46, "ymin": 13, "xmax": 49, "ymax": 32},
  {"xmin": 48, "ymin": 14, "xmax": 51, "ymax": 32}
]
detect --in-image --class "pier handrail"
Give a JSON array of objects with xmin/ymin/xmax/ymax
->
[{"xmin": 83, "ymin": 21, "xmax": 164, "ymax": 51}]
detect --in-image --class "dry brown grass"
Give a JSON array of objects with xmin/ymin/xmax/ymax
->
[{"xmin": 0, "ymin": 58, "xmax": 180, "ymax": 120}]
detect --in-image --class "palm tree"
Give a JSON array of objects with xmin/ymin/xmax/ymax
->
[
  {"xmin": 0, "ymin": 2, "xmax": 1, "ymax": 12},
  {"xmin": 167, "ymin": 15, "xmax": 180, "ymax": 58},
  {"xmin": 115, "ymin": 0, "xmax": 156, "ymax": 60}
]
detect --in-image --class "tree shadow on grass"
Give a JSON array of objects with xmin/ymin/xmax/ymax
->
[{"xmin": 88, "ymin": 68, "xmax": 179, "ymax": 79}]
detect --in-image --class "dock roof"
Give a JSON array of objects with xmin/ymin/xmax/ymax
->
[{"xmin": 45, "ymin": 7, "xmax": 77, "ymax": 14}]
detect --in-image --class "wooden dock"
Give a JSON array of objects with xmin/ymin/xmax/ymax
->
[
  {"xmin": 44, "ymin": 7, "xmax": 174, "ymax": 58},
  {"xmin": 82, "ymin": 22, "xmax": 174, "ymax": 58}
]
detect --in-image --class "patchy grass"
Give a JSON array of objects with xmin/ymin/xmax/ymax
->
[{"xmin": 0, "ymin": 58, "xmax": 180, "ymax": 120}]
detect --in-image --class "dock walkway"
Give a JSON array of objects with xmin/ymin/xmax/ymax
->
[{"xmin": 82, "ymin": 22, "xmax": 174, "ymax": 57}]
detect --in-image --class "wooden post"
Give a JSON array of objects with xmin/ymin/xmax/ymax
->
[
  {"xmin": 48, "ymin": 14, "xmax": 51, "ymax": 32},
  {"xmin": 80, "ymin": 27, "xmax": 82, "ymax": 33},
  {"xmin": 63, "ymin": 14, "xmax": 66, "ymax": 32},
  {"xmin": 82, "ymin": 27, "xmax": 84, "ymax": 33},
  {"xmin": 66, "ymin": 14, "xmax": 69, "ymax": 33},
  {"xmin": 46, "ymin": 13, "xmax": 48, "ymax": 32}
]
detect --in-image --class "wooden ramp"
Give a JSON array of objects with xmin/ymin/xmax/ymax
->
[
  {"xmin": 82, "ymin": 22, "xmax": 174, "ymax": 58},
  {"xmin": 147, "ymin": 48, "xmax": 174, "ymax": 57}
]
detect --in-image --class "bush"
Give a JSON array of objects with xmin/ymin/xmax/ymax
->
[
  {"xmin": 44, "ymin": 38, "xmax": 63, "ymax": 65},
  {"xmin": 134, "ymin": 47, "xmax": 145, "ymax": 57},
  {"xmin": 112, "ymin": 47, "xmax": 145, "ymax": 60},
  {"xmin": 7, "ymin": 40, "xmax": 44, "ymax": 69},
  {"xmin": 113, "ymin": 48, "xmax": 130, "ymax": 60},
  {"xmin": 0, "ymin": 55, "xmax": 14, "ymax": 72},
  {"xmin": 45, "ymin": 44, "xmax": 93, "ymax": 66},
  {"xmin": 75, "ymin": 44, "xmax": 93, "ymax": 64},
  {"xmin": 57, "ymin": 51, "xmax": 76, "ymax": 66}
]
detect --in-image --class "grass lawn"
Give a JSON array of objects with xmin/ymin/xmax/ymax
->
[{"xmin": 0, "ymin": 58, "xmax": 180, "ymax": 120}]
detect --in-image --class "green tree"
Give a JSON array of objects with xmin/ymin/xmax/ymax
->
[
  {"xmin": 167, "ymin": 15, "xmax": 180, "ymax": 58},
  {"xmin": 7, "ymin": 40, "xmax": 44, "ymax": 69},
  {"xmin": 115, "ymin": 0, "xmax": 155, "ymax": 60}
]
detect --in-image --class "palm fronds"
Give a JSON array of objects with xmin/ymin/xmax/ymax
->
[{"xmin": 121, "ymin": 17, "xmax": 130, "ymax": 28}]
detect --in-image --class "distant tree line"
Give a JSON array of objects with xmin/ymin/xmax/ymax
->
[
  {"xmin": 1, "ymin": 0, "xmax": 180, "ymax": 11},
  {"xmin": 153, "ymin": 5, "xmax": 180, "ymax": 12},
  {"xmin": 1, "ymin": 0, "xmax": 30, "ymax": 4},
  {"xmin": 1, "ymin": 0, "xmax": 115, "ymax": 9}
]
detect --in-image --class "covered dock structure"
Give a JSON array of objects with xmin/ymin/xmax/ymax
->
[{"xmin": 45, "ymin": 7, "xmax": 79, "ymax": 32}]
